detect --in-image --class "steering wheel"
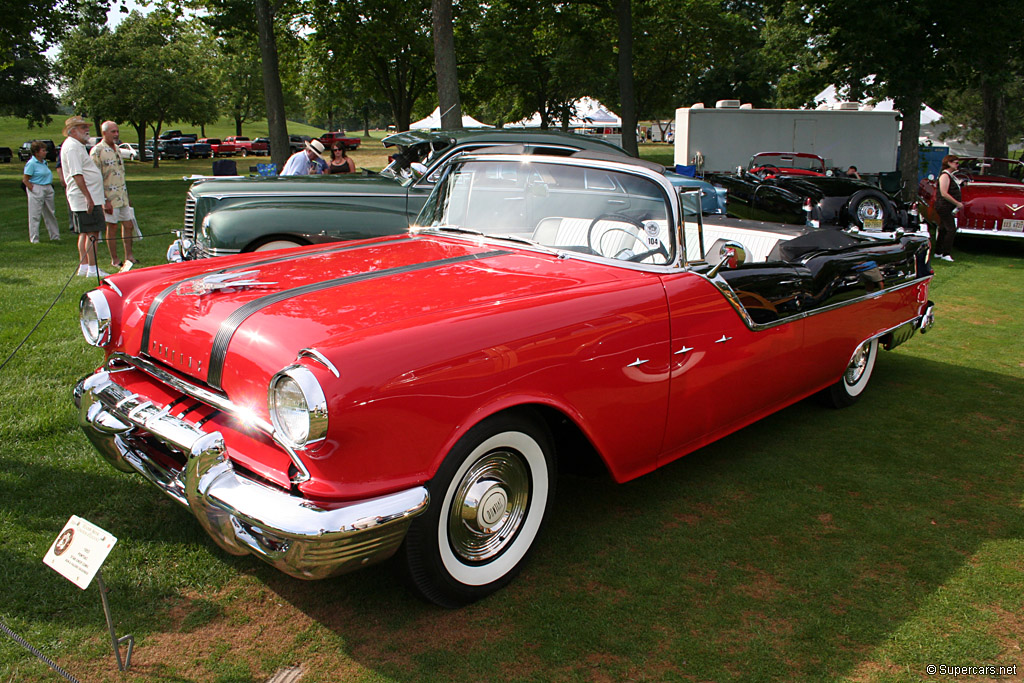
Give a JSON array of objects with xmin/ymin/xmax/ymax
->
[
  {"xmin": 753, "ymin": 163, "xmax": 778, "ymax": 179},
  {"xmin": 586, "ymin": 213, "xmax": 667, "ymax": 263}
]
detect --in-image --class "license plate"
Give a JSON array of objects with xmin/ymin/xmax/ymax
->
[
  {"xmin": 863, "ymin": 219, "xmax": 883, "ymax": 230},
  {"xmin": 1002, "ymin": 219, "xmax": 1024, "ymax": 232}
]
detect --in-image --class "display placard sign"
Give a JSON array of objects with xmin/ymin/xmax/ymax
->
[{"xmin": 43, "ymin": 516, "xmax": 117, "ymax": 590}]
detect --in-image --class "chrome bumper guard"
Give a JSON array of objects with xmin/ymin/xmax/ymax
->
[
  {"xmin": 75, "ymin": 371, "xmax": 429, "ymax": 580},
  {"xmin": 883, "ymin": 300, "xmax": 935, "ymax": 350}
]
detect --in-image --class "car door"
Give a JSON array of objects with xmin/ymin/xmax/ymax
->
[{"xmin": 657, "ymin": 271, "xmax": 806, "ymax": 465}]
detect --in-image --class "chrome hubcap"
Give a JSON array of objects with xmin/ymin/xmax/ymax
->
[
  {"xmin": 845, "ymin": 342, "xmax": 870, "ymax": 385},
  {"xmin": 449, "ymin": 450, "xmax": 529, "ymax": 562},
  {"xmin": 857, "ymin": 199, "xmax": 884, "ymax": 222}
]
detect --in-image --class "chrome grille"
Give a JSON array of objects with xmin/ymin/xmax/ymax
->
[{"xmin": 183, "ymin": 192, "xmax": 196, "ymax": 241}]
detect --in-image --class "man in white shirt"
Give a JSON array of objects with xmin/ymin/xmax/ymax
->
[
  {"xmin": 281, "ymin": 139, "xmax": 327, "ymax": 176},
  {"xmin": 60, "ymin": 116, "xmax": 109, "ymax": 277}
]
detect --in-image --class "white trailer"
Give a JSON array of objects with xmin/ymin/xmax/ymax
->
[{"xmin": 674, "ymin": 103, "xmax": 899, "ymax": 174}]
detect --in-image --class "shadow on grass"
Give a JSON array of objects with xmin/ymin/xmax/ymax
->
[
  {"xmin": 3, "ymin": 352, "xmax": 1020, "ymax": 681},
  {"xmin": 246, "ymin": 353, "xmax": 1023, "ymax": 681}
]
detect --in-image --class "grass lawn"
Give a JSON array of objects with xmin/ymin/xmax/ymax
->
[{"xmin": 1, "ymin": 132, "xmax": 1023, "ymax": 682}]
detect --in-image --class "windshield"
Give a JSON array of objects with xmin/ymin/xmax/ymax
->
[{"xmin": 415, "ymin": 157, "xmax": 676, "ymax": 265}]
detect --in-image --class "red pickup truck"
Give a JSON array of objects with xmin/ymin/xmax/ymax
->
[
  {"xmin": 319, "ymin": 131, "xmax": 361, "ymax": 151},
  {"xmin": 223, "ymin": 136, "xmax": 269, "ymax": 157},
  {"xmin": 199, "ymin": 138, "xmax": 238, "ymax": 157}
]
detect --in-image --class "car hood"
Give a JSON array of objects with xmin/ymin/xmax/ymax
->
[
  {"xmin": 114, "ymin": 235, "xmax": 638, "ymax": 393},
  {"xmin": 189, "ymin": 173, "xmax": 405, "ymax": 198}
]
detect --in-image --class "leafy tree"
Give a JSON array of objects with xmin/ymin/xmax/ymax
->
[
  {"xmin": 215, "ymin": 33, "xmax": 266, "ymax": 136},
  {"xmin": 808, "ymin": 0, "xmax": 951, "ymax": 200},
  {"xmin": 0, "ymin": 0, "xmax": 90, "ymax": 124},
  {"xmin": 460, "ymin": 1, "xmax": 602, "ymax": 128},
  {"xmin": 940, "ymin": 0, "xmax": 1024, "ymax": 160},
  {"xmin": 58, "ymin": 11, "xmax": 218, "ymax": 166},
  {"xmin": 307, "ymin": 0, "xmax": 434, "ymax": 132}
]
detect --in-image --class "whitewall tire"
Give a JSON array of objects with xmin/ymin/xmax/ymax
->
[
  {"xmin": 821, "ymin": 338, "xmax": 878, "ymax": 408},
  {"xmin": 402, "ymin": 411, "xmax": 556, "ymax": 607}
]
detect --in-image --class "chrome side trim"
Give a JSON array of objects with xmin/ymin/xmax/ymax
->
[
  {"xmin": 105, "ymin": 353, "xmax": 312, "ymax": 483},
  {"xmin": 298, "ymin": 348, "xmax": 340, "ymax": 377},
  {"xmin": 956, "ymin": 228, "xmax": 1024, "ymax": 239},
  {"xmin": 76, "ymin": 372, "xmax": 429, "ymax": 579},
  {"xmin": 704, "ymin": 273, "xmax": 934, "ymax": 333},
  {"xmin": 203, "ymin": 192, "xmax": 409, "ymax": 200}
]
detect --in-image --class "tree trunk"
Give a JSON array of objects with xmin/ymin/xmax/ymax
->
[
  {"xmin": 363, "ymin": 103, "xmax": 370, "ymax": 137},
  {"xmin": 133, "ymin": 122, "xmax": 148, "ymax": 162},
  {"xmin": 151, "ymin": 122, "xmax": 162, "ymax": 168},
  {"xmin": 255, "ymin": 0, "xmax": 289, "ymax": 169},
  {"xmin": 615, "ymin": 0, "xmax": 638, "ymax": 157},
  {"xmin": 432, "ymin": 0, "xmax": 462, "ymax": 130},
  {"xmin": 235, "ymin": 115, "xmax": 243, "ymax": 137},
  {"xmin": 894, "ymin": 93, "xmax": 922, "ymax": 203},
  {"xmin": 981, "ymin": 79, "xmax": 1008, "ymax": 174}
]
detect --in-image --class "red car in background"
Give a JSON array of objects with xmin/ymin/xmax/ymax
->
[
  {"xmin": 198, "ymin": 138, "xmax": 238, "ymax": 158},
  {"xmin": 919, "ymin": 157, "xmax": 1024, "ymax": 240},
  {"xmin": 319, "ymin": 130, "xmax": 361, "ymax": 150},
  {"xmin": 224, "ymin": 136, "xmax": 269, "ymax": 157}
]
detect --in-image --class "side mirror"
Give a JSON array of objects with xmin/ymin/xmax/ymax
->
[
  {"xmin": 736, "ymin": 165, "xmax": 744, "ymax": 175},
  {"xmin": 708, "ymin": 241, "xmax": 747, "ymax": 277}
]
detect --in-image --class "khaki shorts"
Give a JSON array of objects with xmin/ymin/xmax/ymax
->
[
  {"xmin": 72, "ymin": 206, "xmax": 105, "ymax": 234},
  {"xmin": 104, "ymin": 206, "xmax": 133, "ymax": 223}
]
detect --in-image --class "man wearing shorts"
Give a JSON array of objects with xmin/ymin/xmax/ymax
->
[
  {"xmin": 60, "ymin": 115, "xmax": 108, "ymax": 277},
  {"xmin": 91, "ymin": 121, "xmax": 136, "ymax": 268}
]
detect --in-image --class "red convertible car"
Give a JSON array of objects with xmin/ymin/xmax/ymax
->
[
  {"xmin": 75, "ymin": 152, "xmax": 935, "ymax": 606},
  {"xmin": 919, "ymin": 157, "xmax": 1024, "ymax": 240}
]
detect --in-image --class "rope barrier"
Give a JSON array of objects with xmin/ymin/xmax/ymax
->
[
  {"xmin": 0, "ymin": 619, "xmax": 82, "ymax": 683},
  {"xmin": 0, "ymin": 229, "xmax": 178, "ymax": 374}
]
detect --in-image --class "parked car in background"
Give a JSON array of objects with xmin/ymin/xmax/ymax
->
[
  {"xmin": 76, "ymin": 150, "xmax": 935, "ymax": 606},
  {"xmin": 199, "ymin": 138, "xmax": 238, "ymax": 157},
  {"xmin": 178, "ymin": 139, "xmax": 212, "ymax": 159},
  {"xmin": 159, "ymin": 129, "xmax": 183, "ymax": 140},
  {"xmin": 18, "ymin": 140, "xmax": 57, "ymax": 162},
  {"xmin": 118, "ymin": 142, "xmax": 139, "ymax": 161},
  {"xmin": 0, "ymin": 147, "xmax": 13, "ymax": 163},
  {"xmin": 918, "ymin": 157, "xmax": 1024, "ymax": 241},
  {"xmin": 708, "ymin": 152, "xmax": 919, "ymax": 233},
  {"xmin": 288, "ymin": 134, "xmax": 313, "ymax": 154},
  {"xmin": 319, "ymin": 130, "xmax": 361, "ymax": 150},
  {"xmin": 171, "ymin": 129, "xmax": 724, "ymax": 260},
  {"xmin": 146, "ymin": 140, "xmax": 188, "ymax": 160},
  {"xmin": 224, "ymin": 136, "xmax": 269, "ymax": 157}
]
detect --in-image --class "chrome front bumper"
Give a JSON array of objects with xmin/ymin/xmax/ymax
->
[{"xmin": 75, "ymin": 371, "xmax": 429, "ymax": 580}]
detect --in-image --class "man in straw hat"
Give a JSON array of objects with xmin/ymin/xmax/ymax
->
[
  {"xmin": 60, "ymin": 115, "xmax": 109, "ymax": 277},
  {"xmin": 280, "ymin": 138, "xmax": 327, "ymax": 176}
]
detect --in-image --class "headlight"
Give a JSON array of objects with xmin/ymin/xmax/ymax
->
[
  {"xmin": 268, "ymin": 365, "xmax": 328, "ymax": 448},
  {"xmin": 79, "ymin": 290, "xmax": 112, "ymax": 347}
]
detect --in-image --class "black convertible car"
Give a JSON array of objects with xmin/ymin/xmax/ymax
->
[{"xmin": 708, "ymin": 152, "xmax": 918, "ymax": 233}]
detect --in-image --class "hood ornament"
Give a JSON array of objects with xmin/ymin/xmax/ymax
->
[{"xmin": 176, "ymin": 270, "xmax": 277, "ymax": 296}]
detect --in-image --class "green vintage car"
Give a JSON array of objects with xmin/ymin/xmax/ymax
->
[{"xmin": 172, "ymin": 129, "xmax": 638, "ymax": 260}]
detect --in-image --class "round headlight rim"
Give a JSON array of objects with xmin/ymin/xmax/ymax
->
[
  {"xmin": 268, "ymin": 364, "xmax": 328, "ymax": 449},
  {"xmin": 79, "ymin": 290, "xmax": 112, "ymax": 347}
]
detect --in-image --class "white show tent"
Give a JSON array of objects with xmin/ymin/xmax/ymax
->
[
  {"xmin": 409, "ymin": 107, "xmax": 493, "ymax": 130},
  {"xmin": 505, "ymin": 97, "xmax": 622, "ymax": 129}
]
